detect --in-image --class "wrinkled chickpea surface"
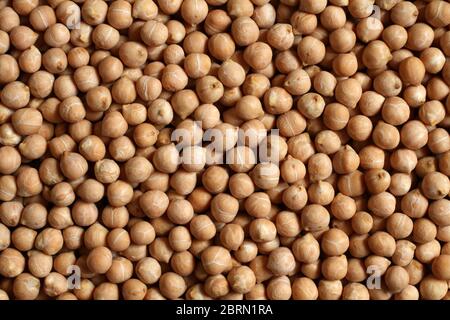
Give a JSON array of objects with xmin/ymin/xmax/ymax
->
[{"xmin": 0, "ymin": 0, "xmax": 450, "ymax": 301}]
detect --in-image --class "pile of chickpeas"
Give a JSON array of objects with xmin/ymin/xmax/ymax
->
[{"xmin": 0, "ymin": 0, "xmax": 450, "ymax": 301}]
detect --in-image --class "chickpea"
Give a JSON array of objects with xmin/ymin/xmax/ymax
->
[
  {"xmin": 13, "ymin": 273, "xmax": 40, "ymax": 300},
  {"xmin": 420, "ymin": 276, "xmax": 448, "ymax": 300},
  {"xmin": 421, "ymin": 172, "xmax": 450, "ymax": 200},
  {"xmin": 14, "ymin": 229, "xmax": 41, "ymax": 257},
  {"xmin": 297, "ymin": 36, "xmax": 325, "ymax": 66},
  {"xmin": 93, "ymin": 283, "xmax": 119, "ymax": 300},
  {"xmin": 10, "ymin": 26, "xmax": 38, "ymax": 50},
  {"xmin": 159, "ymin": 272, "xmax": 187, "ymax": 299},
  {"xmin": 0, "ymin": 248, "xmax": 25, "ymax": 277},
  {"xmin": 0, "ymin": 146, "xmax": 21, "ymax": 175},
  {"xmin": 201, "ymin": 246, "xmax": 232, "ymax": 275},
  {"xmin": 406, "ymin": 23, "xmax": 434, "ymax": 51},
  {"xmin": 227, "ymin": 266, "xmax": 256, "ymax": 294}
]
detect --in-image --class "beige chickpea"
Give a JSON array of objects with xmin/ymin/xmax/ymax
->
[
  {"xmin": 290, "ymin": 277, "xmax": 318, "ymax": 300},
  {"xmin": 428, "ymin": 199, "xmax": 450, "ymax": 228},
  {"xmin": 180, "ymin": 0, "xmax": 208, "ymax": 25},
  {"xmin": 11, "ymin": 107, "xmax": 42, "ymax": 135},
  {"xmin": 16, "ymin": 167, "xmax": 43, "ymax": 197},
  {"xmin": 312, "ymin": 71, "xmax": 336, "ymax": 97},
  {"xmin": 210, "ymin": 193, "xmax": 239, "ymax": 223},
  {"xmin": 111, "ymin": 77, "xmax": 136, "ymax": 104},
  {"xmin": 297, "ymin": 93, "xmax": 325, "ymax": 119},
  {"xmin": 416, "ymin": 156, "xmax": 438, "ymax": 179},
  {"xmin": 48, "ymin": 206, "xmax": 73, "ymax": 230},
  {"xmin": 159, "ymin": 272, "xmax": 186, "ymax": 299},
  {"xmin": 165, "ymin": 199, "xmax": 193, "ymax": 225},
  {"xmin": 243, "ymin": 73, "xmax": 270, "ymax": 98},
  {"xmin": 135, "ymin": 257, "xmax": 161, "ymax": 285},
  {"xmin": 248, "ymin": 218, "xmax": 276, "ymax": 244},
  {"xmin": 168, "ymin": 226, "xmax": 191, "ymax": 252},
  {"xmin": 59, "ymin": 152, "xmax": 88, "ymax": 181},
  {"xmin": 421, "ymin": 100, "xmax": 446, "ymax": 126},
  {"xmin": 93, "ymin": 159, "xmax": 119, "ymax": 184},
  {"xmin": 152, "ymin": 143, "xmax": 180, "ymax": 174},
  {"xmin": 27, "ymin": 250, "xmax": 53, "ymax": 278},
  {"xmin": 389, "ymin": 173, "xmax": 412, "ymax": 197},
  {"xmin": 13, "ymin": 273, "xmax": 40, "ymax": 300},
  {"xmin": 10, "ymin": 26, "xmax": 38, "ymax": 51},
  {"xmin": 382, "ymin": 25, "xmax": 407, "ymax": 51},
  {"xmin": 160, "ymin": 64, "xmax": 188, "ymax": 92},
  {"xmin": 391, "ymin": 240, "xmax": 416, "ymax": 267},
  {"xmin": 218, "ymin": 223, "xmax": 244, "ymax": 251},
  {"xmin": 0, "ymin": 54, "xmax": 20, "ymax": 84},
  {"xmin": 250, "ymin": 162, "xmax": 280, "ymax": 190},
  {"xmin": 335, "ymin": 79, "xmax": 362, "ymax": 109},
  {"xmin": 297, "ymin": 36, "xmax": 326, "ymax": 66},
  {"xmin": 0, "ymin": 202, "xmax": 22, "ymax": 228},
  {"xmin": 44, "ymin": 272, "xmax": 68, "ymax": 297},
  {"xmin": 0, "ymin": 248, "xmax": 25, "ymax": 278},
  {"xmin": 0, "ymin": 176, "xmax": 16, "ymax": 202},
  {"xmin": 20, "ymin": 203, "xmax": 47, "ymax": 230},
  {"xmin": 203, "ymin": 274, "xmax": 229, "ymax": 299},
  {"xmin": 309, "ymin": 180, "xmax": 336, "ymax": 206},
  {"xmin": 227, "ymin": 0, "xmax": 254, "ymax": 18},
  {"xmin": 262, "ymin": 276, "xmax": 288, "ymax": 300},
  {"xmin": 401, "ymin": 189, "xmax": 429, "ymax": 219},
  {"xmin": 266, "ymin": 247, "xmax": 295, "ymax": 276},
  {"xmin": 53, "ymin": 76, "xmax": 78, "ymax": 101},
  {"xmin": 321, "ymin": 254, "xmax": 348, "ymax": 281},
  {"xmin": 119, "ymin": 41, "xmax": 148, "ymax": 68},
  {"xmin": 44, "ymin": 23, "xmax": 70, "ymax": 47},
  {"xmin": 134, "ymin": 77, "xmax": 162, "ymax": 103},
  {"xmin": 121, "ymin": 279, "xmax": 147, "ymax": 300},
  {"xmin": 105, "ymin": 257, "xmax": 133, "ymax": 284},
  {"xmin": 0, "ymin": 146, "xmax": 21, "ymax": 175},
  {"xmin": 292, "ymin": 233, "xmax": 320, "ymax": 264},
  {"xmin": 189, "ymin": 215, "xmax": 216, "ymax": 241},
  {"xmin": 422, "ymin": 172, "xmax": 450, "ymax": 200},
  {"xmin": 0, "ymin": 6, "xmax": 21, "ymax": 31},
  {"xmin": 11, "ymin": 227, "xmax": 37, "ymax": 251},
  {"xmin": 420, "ymin": 276, "xmax": 448, "ymax": 300},
  {"xmin": 412, "ymin": 218, "xmax": 437, "ymax": 245},
  {"xmin": 86, "ymin": 246, "xmax": 112, "ymax": 274},
  {"xmin": 204, "ymin": 9, "xmax": 231, "ymax": 36},
  {"xmin": 301, "ymin": 204, "xmax": 330, "ymax": 232},
  {"xmin": 97, "ymin": 56, "xmax": 123, "ymax": 83},
  {"xmin": 93, "ymin": 283, "xmax": 119, "ymax": 300},
  {"xmin": 428, "ymin": 128, "xmax": 450, "ymax": 155},
  {"xmin": 368, "ymin": 232, "xmax": 396, "ymax": 257},
  {"xmin": 225, "ymin": 266, "xmax": 255, "ymax": 294},
  {"xmin": 273, "ymin": 210, "xmax": 299, "ymax": 238},
  {"xmin": 107, "ymin": 180, "xmax": 133, "ymax": 207},
  {"xmin": 320, "ymin": 228, "xmax": 349, "ymax": 257},
  {"xmin": 373, "ymin": 70, "xmax": 403, "ymax": 98},
  {"xmin": 71, "ymin": 201, "xmax": 98, "ymax": 228},
  {"xmin": 395, "ymin": 285, "xmax": 420, "ymax": 300},
  {"xmin": 280, "ymin": 156, "xmax": 306, "ymax": 184},
  {"xmin": 242, "ymin": 42, "xmax": 272, "ymax": 71},
  {"xmin": 148, "ymin": 237, "xmax": 172, "ymax": 263},
  {"xmin": 1, "ymin": 81, "xmax": 30, "ymax": 110},
  {"xmin": 386, "ymin": 212, "xmax": 413, "ymax": 240},
  {"xmin": 34, "ymin": 228, "xmax": 63, "ymax": 255},
  {"xmin": 201, "ymin": 246, "xmax": 232, "ymax": 275},
  {"xmin": 307, "ymin": 153, "xmax": 332, "ymax": 181},
  {"xmin": 106, "ymin": 0, "xmax": 132, "ymax": 30}
]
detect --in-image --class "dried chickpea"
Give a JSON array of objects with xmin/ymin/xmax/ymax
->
[{"xmin": 0, "ymin": 0, "xmax": 448, "ymax": 302}]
